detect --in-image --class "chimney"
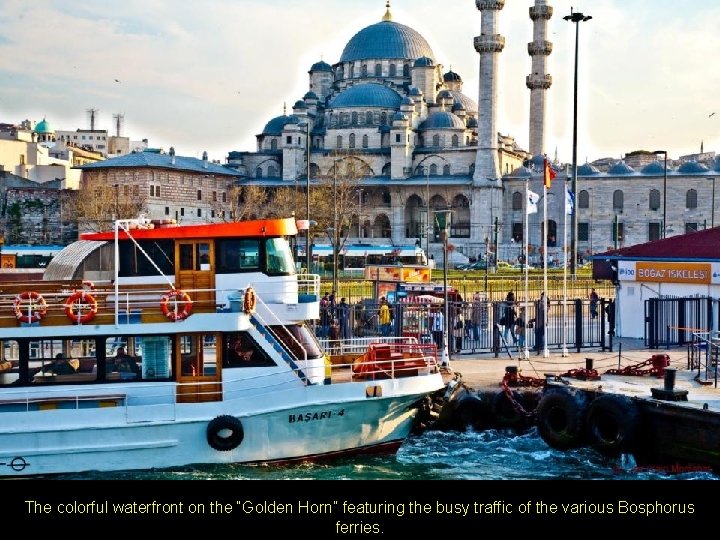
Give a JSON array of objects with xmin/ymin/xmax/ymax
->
[
  {"xmin": 202, "ymin": 151, "xmax": 208, "ymax": 169},
  {"xmin": 169, "ymin": 146, "xmax": 176, "ymax": 165}
]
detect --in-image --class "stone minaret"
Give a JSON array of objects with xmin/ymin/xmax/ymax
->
[
  {"xmin": 527, "ymin": 0, "xmax": 553, "ymax": 157},
  {"xmin": 473, "ymin": 0, "xmax": 505, "ymax": 186}
]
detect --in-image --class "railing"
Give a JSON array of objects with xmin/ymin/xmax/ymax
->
[{"xmin": 688, "ymin": 331, "xmax": 719, "ymax": 388}]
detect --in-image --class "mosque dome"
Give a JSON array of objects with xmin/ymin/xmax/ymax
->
[
  {"xmin": 506, "ymin": 165, "xmax": 533, "ymax": 178},
  {"xmin": 678, "ymin": 160, "xmax": 710, "ymax": 174},
  {"xmin": 448, "ymin": 91, "xmax": 477, "ymax": 115},
  {"xmin": 640, "ymin": 161, "xmax": 670, "ymax": 175},
  {"xmin": 467, "ymin": 117, "xmax": 478, "ymax": 129},
  {"xmin": 607, "ymin": 160, "xmax": 636, "ymax": 175},
  {"xmin": 418, "ymin": 111, "xmax": 466, "ymax": 130},
  {"xmin": 261, "ymin": 115, "xmax": 293, "ymax": 135},
  {"xmin": 340, "ymin": 20, "xmax": 435, "ymax": 63},
  {"xmin": 329, "ymin": 83, "xmax": 402, "ymax": 109},
  {"xmin": 437, "ymin": 90, "xmax": 452, "ymax": 100},
  {"xmin": 401, "ymin": 96, "xmax": 414, "ymax": 106},
  {"xmin": 35, "ymin": 118, "xmax": 53, "ymax": 134},
  {"xmin": 409, "ymin": 87, "xmax": 423, "ymax": 96},
  {"xmin": 577, "ymin": 163, "xmax": 601, "ymax": 175},
  {"xmin": 393, "ymin": 112, "xmax": 408, "ymax": 122},
  {"xmin": 293, "ymin": 100, "xmax": 308, "ymax": 110},
  {"xmin": 310, "ymin": 60, "xmax": 332, "ymax": 72},
  {"xmin": 413, "ymin": 56, "xmax": 434, "ymax": 68},
  {"xmin": 303, "ymin": 91, "xmax": 318, "ymax": 100},
  {"xmin": 444, "ymin": 70, "xmax": 462, "ymax": 83}
]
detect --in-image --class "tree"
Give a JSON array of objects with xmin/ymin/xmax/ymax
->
[
  {"xmin": 69, "ymin": 179, "xmax": 146, "ymax": 232},
  {"xmin": 212, "ymin": 184, "xmax": 269, "ymax": 221}
]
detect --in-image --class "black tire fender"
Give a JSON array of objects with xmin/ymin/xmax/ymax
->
[
  {"xmin": 207, "ymin": 415, "xmax": 244, "ymax": 452},
  {"xmin": 535, "ymin": 388, "xmax": 588, "ymax": 450},
  {"xmin": 491, "ymin": 390, "xmax": 528, "ymax": 430},
  {"xmin": 585, "ymin": 394, "xmax": 640, "ymax": 457},
  {"xmin": 454, "ymin": 393, "xmax": 492, "ymax": 432}
]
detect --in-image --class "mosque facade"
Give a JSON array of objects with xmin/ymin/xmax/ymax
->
[{"xmin": 227, "ymin": 1, "xmax": 720, "ymax": 265}]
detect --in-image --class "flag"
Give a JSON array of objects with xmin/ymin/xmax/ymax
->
[
  {"xmin": 543, "ymin": 158, "xmax": 556, "ymax": 189},
  {"xmin": 527, "ymin": 190, "xmax": 540, "ymax": 215},
  {"xmin": 566, "ymin": 187, "xmax": 575, "ymax": 215}
]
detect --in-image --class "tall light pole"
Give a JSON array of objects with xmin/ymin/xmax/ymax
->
[
  {"xmin": 434, "ymin": 207, "xmax": 452, "ymax": 368},
  {"xmin": 653, "ymin": 150, "xmax": 668, "ymax": 238},
  {"xmin": 357, "ymin": 188, "xmax": 363, "ymax": 238},
  {"xmin": 333, "ymin": 160, "xmax": 339, "ymax": 294},
  {"xmin": 305, "ymin": 122, "xmax": 311, "ymax": 272},
  {"xmin": 564, "ymin": 8, "xmax": 591, "ymax": 276},
  {"xmin": 712, "ymin": 177, "xmax": 716, "ymax": 229},
  {"xmin": 425, "ymin": 166, "xmax": 431, "ymax": 260}
]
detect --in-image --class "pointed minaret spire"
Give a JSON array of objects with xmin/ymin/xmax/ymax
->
[{"xmin": 382, "ymin": 1, "xmax": 392, "ymax": 22}]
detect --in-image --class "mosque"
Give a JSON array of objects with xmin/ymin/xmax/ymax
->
[{"xmin": 227, "ymin": 1, "xmax": 720, "ymax": 265}]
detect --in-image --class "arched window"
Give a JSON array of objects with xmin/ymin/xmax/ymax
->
[
  {"xmin": 578, "ymin": 189, "xmax": 589, "ymax": 209},
  {"xmin": 443, "ymin": 164, "xmax": 451, "ymax": 175},
  {"xmin": 382, "ymin": 163, "xmax": 391, "ymax": 176},
  {"xmin": 349, "ymin": 133, "xmax": 356, "ymax": 149},
  {"xmin": 270, "ymin": 139, "xmax": 277, "ymax": 151},
  {"xmin": 366, "ymin": 111, "xmax": 373, "ymax": 124},
  {"xmin": 403, "ymin": 64, "xmax": 410, "ymax": 77},
  {"xmin": 336, "ymin": 135, "xmax": 343, "ymax": 148},
  {"xmin": 432, "ymin": 134, "xmax": 440, "ymax": 147},
  {"xmin": 512, "ymin": 191, "xmax": 523, "ymax": 210},
  {"xmin": 451, "ymin": 134, "xmax": 459, "ymax": 147},
  {"xmin": 381, "ymin": 190, "xmax": 391, "ymax": 205},
  {"xmin": 613, "ymin": 190, "xmax": 624, "ymax": 211},
  {"xmin": 380, "ymin": 112, "xmax": 387, "ymax": 125},
  {"xmin": 546, "ymin": 220, "xmax": 558, "ymax": 247},
  {"xmin": 374, "ymin": 64, "xmax": 381, "ymax": 76},
  {"xmin": 361, "ymin": 64, "xmax": 368, "ymax": 77},
  {"xmin": 389, "ymin": 64, "xmax": 396, "ymax": 77},
  {"xmin": 430, "ymin": 164, "xmax": 438, "ymax": 175},
  {"xmin": 649, "ymin": 189, "xmax": 661, "ymax": 210},
  {"xmin": 362, "ymin": 134, "xmax": 369, "ymax": 148},
  {"xmin": 256, "ymin": 167, "xmax": 263, "ymax": 178},
  {"xmin": 351, "ymin": 112, "xmax": 358, "ymax": 125},
  {"xmin": 686, "ymin": 189, "xmax": 698, "ymax": 209}
]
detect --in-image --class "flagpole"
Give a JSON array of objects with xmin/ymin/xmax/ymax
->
[
  {"xmin": 562, "ymin": 170, "xmax": 569, "ymax": 357},
  {"xmin": 523, "ymin": 179, "xmax": 530, "ymax": 360},
  {"xmin": 542, "ymin": 180, "xmax": 549, "ymax": 358}
]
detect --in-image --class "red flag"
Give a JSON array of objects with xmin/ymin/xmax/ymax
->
[{"xmin": 543, "ymin": 158, "xmax": 556, "ymax": 189}]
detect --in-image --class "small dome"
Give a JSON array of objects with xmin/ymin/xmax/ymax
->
[
  {"xmin": 506, "ymin": 165, "xmax": 532, "ymax": 178},
  {"xmin": 437, "ymin": 89, "xmax": 452, "ymax": 100},
  {"xmin": 678, "ymin": 160, "xmax": 710, "ymax": 174},
  {"xmin": 607, "ymin": 160, "xmax": 636, "ymax": 175},
  {"xmin": 640, "ymin": 160, "xmax": 670, "ymax": 174},
  {"xmin": 303, "ymin": 91, "xmax": 319, "ymax": 100},
  {"xmin": 418, "ymin": 111, "xmax": 466, "ymax": 130},
  {"xmin": 452, "ymin": 102, "xmax": 466, "ymax": 112},
  {"xmin": 35, "ymin": 118, "xmax": 53, "ymax": 134},
  {"xmin": 577, "ymin": 163, "xmax": 601, "ymax": 175},
  {"xmin": 329, "ymin": 83, "xmax": 402, "ymax": 109},
  {"xmin": 444, "ymin": 70, "xmax": 462, "ymax": 82},
  {"xmin": 413, "ymin": 56, "xmax": 434, "ymax": 67},
  {"xmin": 401, "ymin": 96, "xmax": 414, "ymax": 106},
  {"xmin": 527, "ymin": 154, "xmax": 547, "ymax": 172},
  {"xmin": 310, "ymin": 60, "xmax": 332, "ymax": 72},
  {"xmin": 409, "ymin": 87, "xmax": 423, "ymax": 96},
  {"xmin": 261, "ymin": 115, "xmax": 292, "ymax": 135},
  {"xmin": 467, "ymin": 117, "xmax": 478, "ymax": 128},
  {"xmin": 293, "ymin": 100, "xmax": 308, "ymax": 110},
  {"xmin": 393, "ymin": 112, "xmax": 408, "ymax": 122}
]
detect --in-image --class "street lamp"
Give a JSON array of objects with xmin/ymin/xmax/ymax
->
[
  {"xmin": 564, "ymin": 8, "xmax": 592, "ymax": 276},
  {"xmin": 425, "ymin": 166, "xmax": 431, "ymax": 259},
  {"xmin": 357, "ymin": 188, "xmax": 364, "ymax": 238},
  {"xmin": 653, "ymin": 150, "xmax": 668, "ymax": 238},
  {"xmin": 433, "ymin": 207, "xmax": 452, "ymax": 369},
  {"xmin": 306, "ymin": 122, "xmax": 311, "ymax": 272}
]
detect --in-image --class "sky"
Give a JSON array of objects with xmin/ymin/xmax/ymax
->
[{"xmin": 1, "ymin": 0, "xmax": 719, "ymax": 164}]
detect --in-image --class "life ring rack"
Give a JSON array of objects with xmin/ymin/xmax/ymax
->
[
  {"xmin": 160, "ymin": 289, "xmax": 193, "ymax": 321},
  {"xmin": 13, "ymin": 291, "xmax": 48, "ymax": 324},
  {"xmin": 243, "ymin": 286, "xmax": 256, "ymax": 314},
  {"xmin": 64, "ymin": 290, "xmax": 99, "ymax": 324}
]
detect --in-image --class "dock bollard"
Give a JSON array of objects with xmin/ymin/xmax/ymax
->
[
  {"xmin": 664, "ymin": 367, "xmax": 677, "ymax": 392},
  {"xmin": 650, "ymin": 367, "xmax": 688, "ymax": 402},
  {"xmin": 585, "ymin": 358, "xmax": 594, "ymax": 371}
]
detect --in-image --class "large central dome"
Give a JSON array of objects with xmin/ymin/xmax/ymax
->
[{"xmin": 340, "ymin": 20, "xmax": 435, "ymax": 63}]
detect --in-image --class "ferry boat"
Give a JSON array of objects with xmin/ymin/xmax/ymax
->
[{"xmin": 0, "ymin": 216, "xmax": 444, "ymax": 477}]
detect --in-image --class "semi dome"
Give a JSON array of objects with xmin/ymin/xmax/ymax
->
[
  {"xmin": 340, "ymin": 21, "xmax": 435, "ymax": 63},
  {"xmin": 418, "ymin": 111, "xmax": 466, "ymax": 130},
  {"xmin": 329, "ymin": 83, "xmax": 402, "ymax": 109}
]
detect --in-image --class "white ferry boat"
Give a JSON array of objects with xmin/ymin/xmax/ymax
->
[{"xmin": 0, "ymin": 216, "xmax": 443, "ymax": 476}]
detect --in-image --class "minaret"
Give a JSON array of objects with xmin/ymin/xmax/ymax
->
[
  {"xmin": 527, "ymin": 0, "xmax": 553, "ymax": 156},
  {"xmin": 473, "ymin": 0, "xmax": 505, "ymax": 185}
]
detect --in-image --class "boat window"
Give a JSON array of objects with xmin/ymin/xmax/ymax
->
[
  {"xmin": 105, "ymin": 336, "xmax": 171, "ymax": 381},
  {"xmin": 269, "ymin": 324, "xmax": 324, "ymax": 360},
  {"xmin": 223, "ymin": 332, "xmax": 275, "ymax": 368},
  {"xmin": 216, "ymin": 239, "xmax": 260, "ymax": 274},
  {"xmin": 27, "ymin": 338, "xmax": 99, "ymax": 385},
  {"xmin": 0, "ymin": 340, "xmax": 20, "ymax": 386},
  {"xmin": 179, "ymin": 334, "xmax": 218, "ymax": 376},
  {"xmin": 118, "ymin": 240, "xmax": 174, "ymax": 277},
  {"xmin": 265, "ymin": 237, "xmax": 295, "ymax": 276}
]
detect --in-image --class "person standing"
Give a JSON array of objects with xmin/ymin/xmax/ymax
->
[
  {"xmin": 337, "ymin": 298, "xmax": 351, "ymax": 339},
  {"xmin": 533, "ymin": 293, "xmax": 547, "ymax": 355},
  {"xmin": 378, "ymin": 297, "xmax": 392, "ymax": 337},
  {"xmin": 589, "ymin": 288, "xmax": 599, "ymax": 319},
  {"xmin": 514, "ymin": 307, "xmax": 527, "ymax": 352},
  {"xmin": 319, "ymin": 292, "xmax": 330, "ymax": 337},
  {"xmin": 429, "ymin": 307, "xmax": 444, "ymax": 351}
]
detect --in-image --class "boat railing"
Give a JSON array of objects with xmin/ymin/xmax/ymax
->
[{"xmin": 688, "ymin": 331, "xmax": 719, "ymax": 388}]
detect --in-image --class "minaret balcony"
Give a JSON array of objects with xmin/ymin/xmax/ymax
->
[
  {"xmin": 475, "ymin": 0, "xmax": 505, "ymax": 10},
  {"xmin": 526, "ymin": 74, "xmax": 553, "ymax": 90},
  {"xmin": 474, "ymin": 35, "xmax": 506, "ymax": 54},
  {"xmin": 530, "ymin": 5, "xmax": 553, "ymax": 20},
  {"xmin": 528, "ymin": 41, "xmax": 553, "ymax": 56}
]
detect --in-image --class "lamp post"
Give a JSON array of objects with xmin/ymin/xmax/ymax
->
[
  {"xmin": 305, "ymin": 122, "xmax": 311, "ymax": 272},
  {"xmin": 653, "ymin": 150, "xmax": 668, "ymax": 238},
  {"xmin": 434, "ymin": 207, "xmax": 452, "ymax": 368},
  {"xmin": 332, "ymin": 161, "xmax": 339, "ymax": 294},
  {"xmin": 357, "ymin": 188, "xmax": 363, "ymax": 238},
  {"xmin": 712, "ymin": 177, "xmax": 716, "ymax": 229},
  {"xmin": 425, "ymin": 166, "xmax": 431, "ymax": 259},
  {"xmin": 564, "ymin": 8, "xmax": 592, "ymax": 276}
]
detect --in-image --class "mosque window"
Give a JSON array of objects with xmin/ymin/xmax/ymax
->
[
  {"xmin": 362, "ymin": 135, "xmax": 369, "ymax": 149},
  {"xmin": 389, "ymin": 64, "xmax": 396, "ymax": 77},
  {"xmin": 362, "ymin": 64, "xmax": 368, "ymax": 77},
  {"xmin": 181, "ymin": 208, "xmax": 185, "ymax": 217},
  {"xmin": 256, "ymin": 168, "xmax": 263, "ymax": 178},
  {"xmin": 165, "ymin": 207, "xmax": 170, "ymax": 216},
  {"xmin": 430, "ymin": 164, "xmax": 438, "ymax": 175},
  {"xmin": 649, "ymin": 189, "xmax": 661, "ymax": 211},
  {"xmin": 337, "ymin": 135, "xmax": 343, "ymax": 148},
  {"xmin": 349, "ymin": 134, "xmax": 356, "ymax": 149},
  {"xmin": 395, "ymin": 134, "xmax": 401, "ymax": 143},
  {"xmin": 648, "ymin": 222, "xmax": 661, "ymax": 241},
  {"xmin": 222, "ymin": 192, "xmax": 227, "ymax": 203},
  {"xmin": 197, "ymin": 190, "xmax": 202, "ymax": 201},
  {"xmin": 512, "ymin": 191, "xmax": 523, "ymax": 210},
  {"xmin": 286, "ymin": 136, "xmax": 292, "ymax": 145},
  {"xmin": 578, "ymin": 190, "xmax": 589, "ymax": 209},
  {"xmin": 432, "ymin": 134, "xmax": 440, "ymax": 147},
  {"xmin": 381, "ymin": 112, "xmax": 387, "ymax": 125},
  {"xmin": 366, "ymin": 111, "xmax": 373, "ymax": 124},
  {"xmin": 512, "ymin": 223, "xmax": 523, "ymax": 243},
  {"xmin": 578, "ymin": 223, "xmax": 589, "ymax": 242},
  {"xmin": 197, "ymin": 208, "xmax": 202, "ymax": 218},
  {"xmin": 612, "ymin": 190, "xmax": 624, "ymax": 211},
  {"xmin": 212, "ymin": 191, "xmax": 217, "ymax": 202},
  {"xmin": 452, "ymin": 134, "xmax": 459, "ymax": 147},
  {"xmin": 270, "ymin": 139, "xmax": 277, "ymax": 151},
  {"xmin": 443, "ymin": 164, "xmax": 451, "ymax": 175},
  {"xmin": 374, "ymin": 64, "xmax": 381, "ymax": 77},
  {"xmin": 133, "ymin": 185, "xmax": 139, "ymax": 197},
  {"xmin": 686, "ymin": 189, "xmax": 698, "ymax": 209},
  {"xmin": 268, "ymin": 165, "xmax": 277, "ymax": 177},
  {"xmin": 351, "ymin": 112, "xmax": 358, "ymax": 125}
]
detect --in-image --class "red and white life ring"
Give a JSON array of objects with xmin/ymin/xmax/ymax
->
[
  {"xmin": 243, "ymin": 286, "xmax": 256, "ymax": 314},
  {"xmin": 160, "ymin": 289, "xmax": 193, "ymax": 321},
  {"xmin": 64, "ymin": 290, "xmax": 98, "ymax": 324},
  {"xmin": 13, "ymin": 291, "xmax": 48, "ymax": 324}
]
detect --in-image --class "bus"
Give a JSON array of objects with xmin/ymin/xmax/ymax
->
[{"xmin": 311, "ymin": 243, "xmax": 429, "ymax": 272}]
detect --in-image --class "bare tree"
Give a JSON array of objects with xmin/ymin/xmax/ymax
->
[
  {"xmin": 71, "ymin": 178, "xmax": 146, "ymax": 232},
  {"xmin": 213, "ymin": 184, "xmax": 269, "ymax": 221}
]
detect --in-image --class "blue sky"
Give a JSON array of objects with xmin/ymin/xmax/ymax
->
[{"xmin": 1, "ymin": 0, "xmax": 719, "ymax": 164}]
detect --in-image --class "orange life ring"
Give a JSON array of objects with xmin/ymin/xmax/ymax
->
[
  {"xmin": 64, "ymin": 290, "xmax": 98, "ymax": 324},
  {"xmin": 160, "ymin": 289, "xmax": 193, "ymax": 321},
  {"xmin": 243, "ymin": 286, "xmax": 256, "ymax": 314},
  {"xmin": 13, "ymin": 291, "xmax": 48, "ymax": 323}
]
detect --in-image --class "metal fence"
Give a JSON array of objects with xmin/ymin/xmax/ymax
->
[
  {"xmin": 315, "ymin": 298, "xmax": 613, "ymax": 356},
  {"xmin": 645, "ymin": 296, "xmax": 714, "ymax": 348}
]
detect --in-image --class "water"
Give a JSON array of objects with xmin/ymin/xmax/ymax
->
[{"xmin": 53, "ymin": 427, "xmax": 717, "ymax": 480}]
